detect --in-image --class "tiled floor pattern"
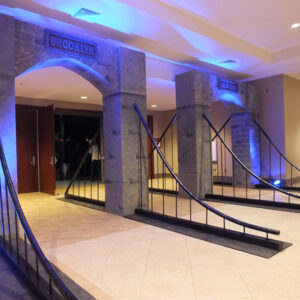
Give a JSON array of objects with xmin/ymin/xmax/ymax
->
[
  {"xmin": 18, "ymin": 190, "xmax": 300, "ymax": 300},
  {"xmin": 0, "ymin": 252, "xmax": 38, "ymax": 300}
]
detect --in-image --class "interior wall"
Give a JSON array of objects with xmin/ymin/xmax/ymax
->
[
  {"xmin": 16, "ymin": 97, "xmax": 103, "ymax": 111},
  {"xmin": 283, "ymin": 75, "xmax": 300, "ymax": 181},
  {"xmin": 251, "ymin": 75, "xmax": 286, "ymax": 179},
  {"xmin": 211, "ymin": 101, "xmax": 232, "ymax": 179},
  {"xmin": 148, "ymin": 109, "xmax": 178, "ymax": 176}
]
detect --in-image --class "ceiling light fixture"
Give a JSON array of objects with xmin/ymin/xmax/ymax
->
[
  {"xmin": 81, "ymin": 96, "xmax": 88, "ymax": 100},
  {"xmin": 151, "ymin": 104, "xmax": 157, "ymax": 108},
  {"xmin": 291, "ymin": 23, "xmax": 300, "ymax": 29}
]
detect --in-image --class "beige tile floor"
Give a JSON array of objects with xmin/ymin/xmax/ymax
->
[{"xmin": 17, "ymin": 188, "xmax": 300, "ymax": 300}]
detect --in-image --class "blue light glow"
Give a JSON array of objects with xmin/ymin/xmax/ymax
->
[
  {"xmin": 217, "ymin": 93, "xmax": 243, "ymax": 107},
  {"xmin": 273, "ymin": 179, "xmax": 281, "ymax": 186}
]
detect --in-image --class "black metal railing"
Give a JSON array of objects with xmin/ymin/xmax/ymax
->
[
  {"xmin": 254, "ymin": 120, "xmax": 300, "ymax": 189},
  {"xmin": 65, "ymin": 128, "xmax": 105, "ymax": 206},
  {"xmin": 211, "ymin": 116, "xmax": 232, "ymax": 185},
  {"xmin": 0, "ymin": 139, "xmax": 77, "ymax": 300},
  {"xmin": 135, "ymin": 103, "xmax": 279, "ymax": 239},
  {"xmin": 204, "ymin": 114, "xmax": 300, "ymax": 206},
  {"xmin": 148, "ymin": 113, "xmax": 178, "ymax": 194}
]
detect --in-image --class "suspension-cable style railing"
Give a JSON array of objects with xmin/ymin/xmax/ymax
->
[
  {"xmin": 204, "ymin": 114, "xmax": 300, "ymax": 207},
  {"xmin": 148, "ymin": 113, "xmax": 178, "ymax": 194},
  {"xmin": 0, "ymin": 140, "xmax": 77, "ymax": 300},
  {"xmin": 211, "ymin": 116, "xmax": 232, "ymax": 185},
  {"xmin": 135, "ymin": 103, "xmax": 279, "ymax": 239},
  {"xmin": 65, "ymin": 128, "xmax": 105, "ymax": 205},
  {"xmin": 253, "ymin": 120, "xmax": 300, "ymax": 189}
]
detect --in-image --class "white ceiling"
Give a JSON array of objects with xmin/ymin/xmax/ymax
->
[{"xmin": 4, "ymin": 0, "xmax": 300, "ymax": 110}]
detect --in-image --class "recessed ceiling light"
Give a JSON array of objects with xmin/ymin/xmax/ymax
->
[
  {"xmin": 81, "ymin": 96, "xmax": 88, "ymax": 100},
  {"xmin": 291, "ymin": 23, "xmax": 300, "ymax": 29},
  {"xmin": 151, "ymin": 104, "xmax": 158, "ymax": 108}
]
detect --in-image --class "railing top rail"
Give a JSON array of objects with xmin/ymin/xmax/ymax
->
[
  {"xmin": 148, "ymin": 114, "xmax": 177, "ymax": 158},
  {"xmin": 204, "ymin": 114, "xmax": 300, "ymax": 199},
  {"xmin": 253, "ymin": 120, "xmax": 300, "ymax": 172},
  {"xmin": 0, "ymin": 140, "xmax": 77, "ymax": 300},
  {"xmin": 135, "ymin": 103, "xmax": 279, "ymax": 236}
]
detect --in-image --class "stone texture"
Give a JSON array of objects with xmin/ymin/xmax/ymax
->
[
  {"xmin": 0, "ymin": 14, "xmax": 148, "ymax": 218},
  {"xmin": 175, "ymin": 70, "xmax": 213, "ymax": 198},
  {"xmin": 104, "ymin": 48, "xmax": 147, "ymax": 216},
  {"xmin": 231, "ymin": 113, "xmax": 260, "ymax": 187}
]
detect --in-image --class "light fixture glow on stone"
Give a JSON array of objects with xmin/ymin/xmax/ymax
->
[
  {"xmin": 291, "ymin": 23, "xmax": 300, "ymax": 29},
  {"xmin": 81, "ymin": 96, "xmax": 88, "ymax": 99}
]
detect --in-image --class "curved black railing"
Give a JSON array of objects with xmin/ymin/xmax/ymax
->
[
  {"xmin": 0, "ymin": 140, "xmax": 77, "ymax": 299},
  {"xmin": 254, "ymin": 120, "xmax": 300, "ymax": 187},
  {"xmin": 148, "ymin": 114, "xmax": 177, "ymax": 158},
  {"xmin": 135, "ymin": 103, "xmax": 279, "ymax": 237},
  {"xmin": 204, "ymin": 114, "xmax": 300, "ymax": 204},
  {"xmin": 65, "ymin": 128, "xmax": 105, "ymax": 205}
]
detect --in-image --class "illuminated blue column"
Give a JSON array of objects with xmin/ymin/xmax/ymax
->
[
  {"xmin": 0, "ymin": 14, "xmax": 17, "ymax": 188},
  {"xmin": 231, "ymin": 85, "xmax": 260, "ymax": 187},
  {"xmin": 0, "ymin": 14, "xmax": 17, "ymax": 238},
  {"xmin": 103, "ymin": 47, "xmax": 148, "ymax": 216}
]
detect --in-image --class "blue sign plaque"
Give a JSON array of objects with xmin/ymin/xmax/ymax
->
[
  {"xmin": 217, "ymin": 78, "xmax": 239, "ymax": 93},
  {"xmin": 45, "ymin": 30, "xmax": 97, "ymax": 59}
]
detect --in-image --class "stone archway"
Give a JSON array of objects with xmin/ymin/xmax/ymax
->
[
  {"xmin": 0, "ymin": 13, "xmax": 148, "ymax": 216},
  {"xmin": 175, "ymin": 70, "xmax": 260, "ymax": 197}
]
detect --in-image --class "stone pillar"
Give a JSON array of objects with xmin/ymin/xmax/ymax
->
[
  {"xmin": 175, "ymin": 70, "xmax": 212, "ymax": 198},
  {"xmin": 0, "ymin": 14, "xmax": 17, "ymax": 237},
  {"xmin": 0, "ymin": 15, "xmax": 17, "ymax": 187},
  {"xmin": 231, "ymin": 84, "xmax": 260, "ymax": 186},
  {"xmin": 103, "ymin": 48, "xmax": 148, "ymax": 216}
]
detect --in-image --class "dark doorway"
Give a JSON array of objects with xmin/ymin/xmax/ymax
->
[{"xmin": 54, "ymin": 110, "xmax": 102, "ymax": 182}]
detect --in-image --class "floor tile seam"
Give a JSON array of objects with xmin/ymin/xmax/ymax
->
[
  {"xmin": 184, "ymin": 235, "xmax": 197, "ymax": 299},
  {"xmin": 138, "ymin": 230, "xmax": 154, "ymax": 299},
  {"xmin": 229, "ymin": 253, "xmax": 255, "ymax": 299}
]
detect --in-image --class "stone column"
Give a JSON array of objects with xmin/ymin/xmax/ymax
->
[
  {"xmin": 231, "ymin": 84, "xmax": 260, "ymax": 186},
  {"xmin": 0, "ymin": 14, "xmax": 17, "ymax": 237},
  {"xmin": 103, "ymin": 48, "xmax": 148, "ymax": 216},
  {"xmin": 175, "ymin": 70, "xmax": 212, "ymax": 198}
]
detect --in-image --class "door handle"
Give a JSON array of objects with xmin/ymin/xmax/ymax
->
[{"xmin": 30, "ymin": 156, "xmax": 36, "ymax": 166}]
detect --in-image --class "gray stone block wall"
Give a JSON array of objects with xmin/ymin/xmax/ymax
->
[
  {"xmin": 104, "ymin": 48, "xmax": 147, "ymax": 216},
  {"xmin": 176, "ymin": 70, "xmax": 212, "ymax": 198},
  {"xmin": 231, "ymin": 113, "xmax": 260, "ymax": 187},
  {"xmin": 0, "ymin": 13, "xmax": 148, "ymax": 218}
]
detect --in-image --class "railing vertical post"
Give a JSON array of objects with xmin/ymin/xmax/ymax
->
[
  {"xmin": 15, "ymin": 211, "xmax": 19, "ymax": 263},
  {"xmin": 5, "ymin": 181, "xmax": 11, "ymax": 253},
  {"xmin": 139, "ymin": 119, "xmax": 142, "ymax": 209},
  {"xmin": 97, "ymin": 147, "xmax": 100, "ymax": 201},
  {"xmin": 171, "ymin": 123, "xmax": 174, "ymax": 191},
  {"xmin": 245, "ymin": 171, "xmax": 248, "ymax": 199},
  {"xmin": 269, "ymin": 141, "xmax": 271, "ymax": 181},
  {"xmin": 224, "ymin": 125, "xmax": 227, "ymax": 183},
  {"xmin": 0, "ymin": 172, "xmax": 5, "ymax": 246},
  {"xmin": 220, "ymin": 136, "xmax": 224, "ymax": 196},
  {"xmin": 162, "ymin": 135, "xmax": 166, "ymax": 214}
]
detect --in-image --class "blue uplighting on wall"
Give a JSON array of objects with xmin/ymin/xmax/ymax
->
[{"xmin": 217, "ymin": 93, "xmax": 243, "ymax": 107}]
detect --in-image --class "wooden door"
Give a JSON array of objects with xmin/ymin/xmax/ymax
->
[
  {"xmin": 147, "ymin": 116, "xmax": 154, "ymax": 179},
  {"xmin": 16, "ymin": 105, "xmax": 38, "ymax": 193},
  {"xmin": 39, "ymin": 105, "xmax": 56, "ymax": 195}
]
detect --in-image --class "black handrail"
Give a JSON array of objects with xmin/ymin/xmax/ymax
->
[
  {"xmin": 65, "ymin": 127, "xmax": 100, "ymax": 195},
  {"xmin": 203, "ymin": 114, "xmax": 300, "ymax": 199},
  {"xmin": 0, "ymin": 140, "xmax": 77, "ymax": 300},
  {"xmin": 148, "ymin": 114, "xmax": 177, "ymax": 158},
  {"xmin": 134, "ymin": 103, "xmax": 279, "ymax": 236},
  {"xmin": 211, "ymin": 116, "xmax": 231, "ymax": 142},
  {"xmin": 253, "ymin": 120, "xmax": 300, "ymax": 172}
]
